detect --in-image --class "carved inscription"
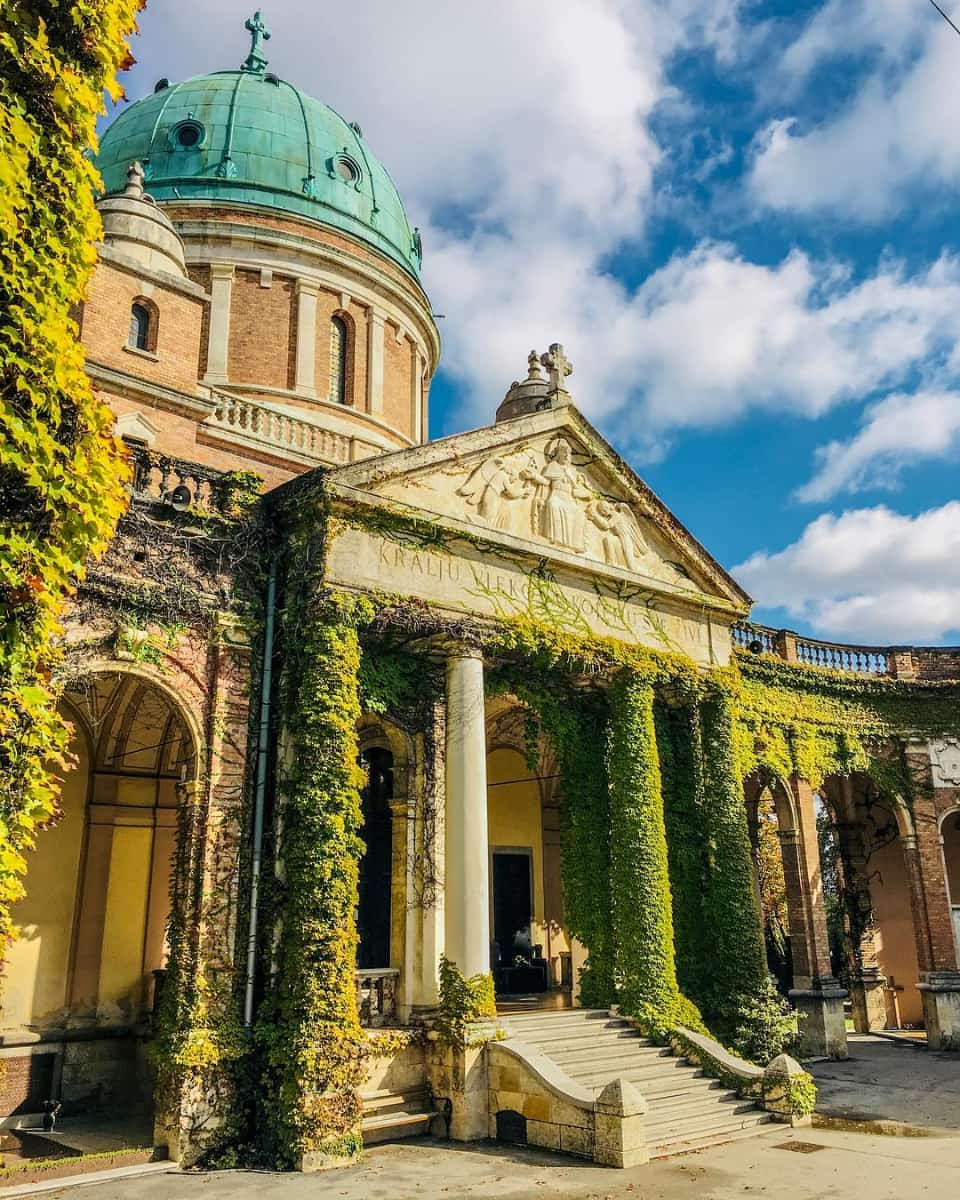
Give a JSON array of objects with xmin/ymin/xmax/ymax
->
[{"xmin": 324, "ymin": 527, "xmax": 716, "ymax": 663}]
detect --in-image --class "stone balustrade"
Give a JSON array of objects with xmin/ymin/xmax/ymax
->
[
  {"xmin": 128, "ymin": 445, "xmax": 238, "ymax": 516},
  {"xmin": 733, "ymin": 621, "xmax": 960, "ymax": 682},
  {"xmin": 356, "ymin": 968, "xmax": 400, "ymax": 1028},
  {"xmin": 206, "ymin": 390, "xmax": 353, "ymax": 466}
]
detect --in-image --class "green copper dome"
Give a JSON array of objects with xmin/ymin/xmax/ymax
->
[{"xmin": 94, "ymin": 14, "xmax": 422, "ymax": 277}]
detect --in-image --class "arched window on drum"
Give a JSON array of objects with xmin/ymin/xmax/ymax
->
[{"xmin": 329, "ymin": 314, "xmax": 348, "ymax": 405}]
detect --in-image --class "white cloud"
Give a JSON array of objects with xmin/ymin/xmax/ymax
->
[
  {"xmin": 122, "ymin": 3, "xmax": 960, "ymax": 461},
  {"xmin": 797, "ymin": 390, "xmax": 960, "ymax": 501},
  {"xmin": 734, "ymin": 503, "xmax": 960, "ymax": 643},
  {"xmin": 751, "ymin": 5, "xmax": 960, "ymax": 218}
]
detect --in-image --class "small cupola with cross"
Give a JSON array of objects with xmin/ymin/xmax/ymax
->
[{"xmin": 495, "ymin": 343, "xmax": 574, "ymax": 422}]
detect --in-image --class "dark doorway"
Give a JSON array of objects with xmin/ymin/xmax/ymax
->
[
  {"xmin": 357, "ymin": 747, "xmax": 393, "ymax": 969},
  {"xmin": 492, "ymin": 850, "xmax": 546, "ymax": 993}
]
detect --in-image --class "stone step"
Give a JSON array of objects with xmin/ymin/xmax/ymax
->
[
  {"xmin": 649, "ymin": 1117, "xmax": 775, "ymax": 1159},
  {"xmin": 501, "ymin": 1009, "xmax": 613, "ymax": 1026},
  {"xmin": 645, "ymin": 1080, "xmax": 725, "ymax": 1112},
  {"xmin": 569, "ymin": 1056, "xmax": 694, "ymax": 1087},
  {"xmin": 361, "ymin": 1108, "xmax": 434, "ymax": 1145},
  {"xmin": 650, "ymin": 1112, "xmax": 772, "ymax": 1149},
  {"xmin": 645, "ymin": 1096, "xmax": 759, "ymax": 1133},
  {"xmin": 506, "ymin": 1025, "xmax": 639, "ymax": 1049},
  {"xmin": 549, "ymin": 1051, "xmax": 676, "ymax": 1078},
  {"xmin": 548, "ymin": 1042, "xmax": 672, "ymax": 1067},
  {"xmin": 506, "ymin": 1032, "xmax": 648, "ymax": 1060},
  {"xmin": 508, "ymin": 1023, "xmax": 646, "ymax": 1041}
]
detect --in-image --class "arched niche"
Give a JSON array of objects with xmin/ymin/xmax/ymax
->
[{"xmin": 4, "ymin": 669, "xmax": 199, "ymax": 1034}]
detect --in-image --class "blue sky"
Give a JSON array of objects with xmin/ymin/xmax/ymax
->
[{"xmin": 110, "ymin": 1, "xmax": 960, "ymax": 645}]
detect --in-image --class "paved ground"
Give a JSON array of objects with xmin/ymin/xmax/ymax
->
[
  {"xmin": 809, "ymin": 1033, "xmax": 960, "ymax": 1130},
  {"xmin": 40, "ymin": 1126, "xmax": 960, "ymax": 1200}
]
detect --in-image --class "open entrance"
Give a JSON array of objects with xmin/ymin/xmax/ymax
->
[
  {"xmin": 492, "ymin": 850, "xmax": 545, "ymax": 993},
  {"xmin": 357, "ymin": 747, "xmax": 393, "ymax": 970},
  {"xmin": 486, "ymin": 737, "xmax": 555, "ymax": 998}
]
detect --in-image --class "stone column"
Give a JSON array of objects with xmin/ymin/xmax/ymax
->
[
  {"xmin": 366, "ymin": 307, "xmax": 386, "ymax": 416},
  {"xmin": 204, "ymin": 262, "xmax": 234, "ymax": 384},
  {"xmin": 294, "ymin": 279, "xmax": 319, "ymax": 398},
  {"xmin": 901, "ymin": 814, "xmax": 960, "ymax": 1049},
  {"xmin": 444, "ymin": 647, "xmax": 490, "ymax": 979},
  {"xmin": 785, "ymin": 778, "xmax": 848, "ymax": 1059}
]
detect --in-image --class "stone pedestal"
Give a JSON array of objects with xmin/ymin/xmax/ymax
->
[
  {"xmin": 594, "ymin": 1079, "xmax": 648, "ymax": 1168},
  {"xmin": 918, "ymin": 971, "xmax": 960, "ymax": 1050},
  {"xmin": 850, "ymin": 968, "xmax": 887, "ymax": 1033},
  {"xmin": 790, "ymin": 978, "xmax": 848, "ymax": 1059},
  {"xmin": 426, "ymin": 1038, "xmax": 489, "ymax": 1142}
]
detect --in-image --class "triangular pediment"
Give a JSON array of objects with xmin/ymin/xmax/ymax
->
[{"xmin": 328, "ymin": 406, "xmax": 750, "ymax": 613}]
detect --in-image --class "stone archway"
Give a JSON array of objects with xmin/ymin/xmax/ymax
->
[{"xmin": 2, "ymin": 668, "xmax": 200, "ymax": 1121}]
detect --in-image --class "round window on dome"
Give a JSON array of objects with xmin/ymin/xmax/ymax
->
[
  {"xmin": 171, "ymin": 120, "xmax": 204, "ymax": 149},
  {"xmin": 335, "ymin": 155, "xmax": 360, "ymax": 184}
]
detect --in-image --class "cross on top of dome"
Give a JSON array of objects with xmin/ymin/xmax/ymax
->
[{"xmin": 243, "ymin": 10, "xmax": 271, "ymax": 75}]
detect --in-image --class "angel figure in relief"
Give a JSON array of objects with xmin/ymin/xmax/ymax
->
[
  {"xmin": 456, "ymin": 455, "xmax": 528, "ymax": 529},
  {"xmin": 588, "ymin": 498, "xmax": 649, "ymax": 571},
  {"xmin": 519, "ymin": 437, "xmax": 592, "ymax": 553}
]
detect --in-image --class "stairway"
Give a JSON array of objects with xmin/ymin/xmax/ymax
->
[
  {"xmin": 361, "ymin": 1086, "xmax": 434, "ymax": 1145},
  {"xmin": 501, "ymin": 1009, "xmax": 774, "ymax": 1158}
]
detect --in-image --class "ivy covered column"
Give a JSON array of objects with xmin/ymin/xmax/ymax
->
[
  {"xmin": 607, "ymin": 672, "xmax": 686, "ymax": 1024},
  {"xmin": 698, "ymin": 693, "xmax": 768, "ymax": 1033},
  {"xmin": 259, "ymin": 593, "xmax": 369, "ymax": 1171},
  {"xmin": 444, "ymin": 645, "xmax": 491, "ymax": 979}
]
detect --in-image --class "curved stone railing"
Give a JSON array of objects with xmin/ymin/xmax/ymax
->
[
  {"xmin": 733, "ymin": 621, "xmax": 960, "ymax": 682},
  {"xmin": 206, "ymin": 390, "xmax": 353, "ymax": 466}
]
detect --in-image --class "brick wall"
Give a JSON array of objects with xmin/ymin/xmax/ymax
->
[
  {"xmin": 81, "ymin": 260, "xmax": 204, "ymax": 394},
  {"xmin": 383, "ymin": 321, "xmax": 413, "ymax": 436},
  {"xmin": 228, "ymin": 269, "xmax": 296, "ymax": 389}
]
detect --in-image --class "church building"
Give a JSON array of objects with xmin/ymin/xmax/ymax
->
[{"xmin": 2, "ymin": 14, "xmax": 959, "ymax": 1173}]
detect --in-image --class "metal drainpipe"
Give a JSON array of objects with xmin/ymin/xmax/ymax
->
[{"xmin": 244, "ymin": 558, "xmax": 277, "ymax": 1026}]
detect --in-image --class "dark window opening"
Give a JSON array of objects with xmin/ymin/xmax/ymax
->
[
  {"xmin": 357, "ymin": 747, "xmax": 393, "ymax": 970},
  {"xmin": 129, "ymin": 303, "xmax": 151, "ymax": 351},
  {"xmin": 329, "ymin": 314, "xmax": 348, "ymax": 405}
]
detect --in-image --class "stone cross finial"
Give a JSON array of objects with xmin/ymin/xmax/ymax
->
[
  {"xmin": 124, "ymin": 161, "xmax": 145, "ymax": 198},
  {"xmin": 243, "ymin": 10, "xmax": 271, "ymax": 74},
  {"xmin": 540, "ymin": 343, "xmax": 573, "ymax": 401}
]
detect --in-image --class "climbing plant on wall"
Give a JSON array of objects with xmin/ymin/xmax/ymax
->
[
  {"xmin": 255, "ymin": 572, "xmax": 373, "ymax": 1168},
  {"xmin": 0, "ymin": 0, "xmax": 139, "ymax": 983}
]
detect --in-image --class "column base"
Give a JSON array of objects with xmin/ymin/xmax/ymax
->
[
  {"xmin": 850, "ymin": 968, "xmax": 887, "ymax": 1033},
  {"xmin": 918, "ymin": 971, "xmax": 960, "ymax": 1051},
  {"xmin": 790, "ymin": 978, "xmax": 848, "ymax": 1059}
]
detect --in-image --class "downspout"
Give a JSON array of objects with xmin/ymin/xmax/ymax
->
[{"xmin": 244, "ymin": 557, "xmax": 277, "ymax": 1026}]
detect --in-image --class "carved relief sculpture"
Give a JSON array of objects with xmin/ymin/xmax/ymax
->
[
  {"xmin": 456, "ymin": 456, "xmax": 528, "ymax": 529},
  {"xmin": 929, "ymin": 737, "xmax": 960, "ymax": 788},
  {"xmin": 520, "ymin": 437, "xmax": 592, "ymax": 553},
  {"xmin": 588, "ymin": 499, "xmax": 649, "ymax": 571},
  {"xmin": 454, "ymin": 435, "xmax": 655, "ymax": 571}
]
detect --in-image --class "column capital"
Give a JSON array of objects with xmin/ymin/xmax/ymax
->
[
  {"xmin": 442, "ymin": 639, "xmax": 484, "ymax": 662},
  {"xmin": 367, "ymin": 306, "xmax": 387, "ymax": 327},
  {"xmin": 208, "ymin": 261, "xmax": 236, "ymax": 280},
  {"xmin": 295, "ymin": 277, "xmax": 320, "ymax": 297}
]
